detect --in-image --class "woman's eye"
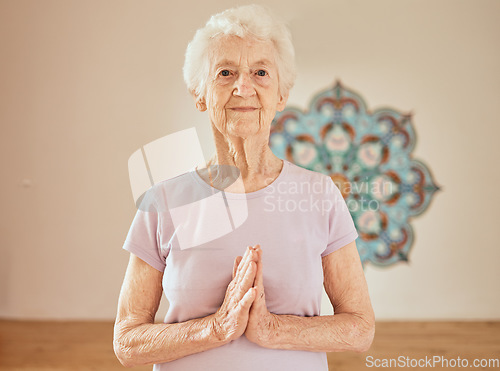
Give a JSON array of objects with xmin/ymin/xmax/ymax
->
[
  {"xmin": 220, "ymin": 70, "xmax": 230, "ymax": 77},
  {"xmin": 257, "ymin": 70, "xmax": 267, "ymax": 77}
]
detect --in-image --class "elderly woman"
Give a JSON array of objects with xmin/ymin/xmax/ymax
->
[{"xmin": 114, "ymin": 4, "xmax": 374, "ymax": 370}]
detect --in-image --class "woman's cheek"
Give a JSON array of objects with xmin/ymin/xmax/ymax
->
[
  {"xmin": 209, "ymin": 105, "xmax": 227, "ymax": 132},
  {"xmin": 206, "ymin": 90, "xmax": 222, "ymax": 127},
  {"xmin": 259, "ymin": 107, "xmax": 276, "ymax": 130}
]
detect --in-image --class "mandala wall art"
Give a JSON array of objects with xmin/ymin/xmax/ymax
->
[{"xmin": 269, "ymin": 80, "xmax": 440, "ymax": 267}]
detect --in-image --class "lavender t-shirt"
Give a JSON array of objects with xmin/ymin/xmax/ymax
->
[{"xmin": 123, "ymin": 159, "xmax": 358, "ymax": 370}]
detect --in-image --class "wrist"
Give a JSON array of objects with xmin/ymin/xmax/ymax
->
[
  {"xmin": 250, "ymin": 313, "xmax": 281, "ymax": 349},
  {"xmin": 262, "ymin": 313, "xmax": 281, "ymax": 348},
  {"xmin": 208, "ymin": 314, "xmax": 232, "ymax": 345}
]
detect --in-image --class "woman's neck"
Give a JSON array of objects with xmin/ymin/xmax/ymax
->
[{"xmin": 202, "ymin": 125, "xmax": 284, "ymax": 192}]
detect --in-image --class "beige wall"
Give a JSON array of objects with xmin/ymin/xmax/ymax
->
[{"xmin": 1, "ymin": 0, "xmax": 499, "ymax": 320}]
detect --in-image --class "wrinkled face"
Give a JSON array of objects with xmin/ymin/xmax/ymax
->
[{"xmin": 198, "ymin": 35, "xmax": 288, "ymax": 139}]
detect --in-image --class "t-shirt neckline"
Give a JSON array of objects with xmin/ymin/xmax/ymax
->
[{"xmin": 190, "ymin": 159, "xmax": 289, "ymax": 199}]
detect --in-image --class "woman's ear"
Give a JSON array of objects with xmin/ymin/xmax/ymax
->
[
  {"xmin": 277, "ymin": 90, "xmax": 289, "ymax": 112},
  {"xmin": 191, "ymin": 90, "xmax": 207, "ymax": 112}
]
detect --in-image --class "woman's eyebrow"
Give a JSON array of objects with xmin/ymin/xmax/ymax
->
[
  {"xmin": 214, "ymin": 59, "xmax": 275, "ymax": 69},
  {"xmin": 214, "ymin": 59, "xmax": 237, "ymax": 69},
  {"xmin": 252, "ymin": 59, "xmax": 274, "ymax": 68}
]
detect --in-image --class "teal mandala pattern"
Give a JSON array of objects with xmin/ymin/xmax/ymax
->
[{"xmin": 269, "ymin": 80, "xmax": 440, "ymax": 267}]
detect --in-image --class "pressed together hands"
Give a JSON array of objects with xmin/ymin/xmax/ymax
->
[
  {"xmin": 113, "ymin": 244, "xmax": 281, "ymax": 367},
  {"xmin": 212, "ymin": 244, "xmax": 279, "ymax": 347}
]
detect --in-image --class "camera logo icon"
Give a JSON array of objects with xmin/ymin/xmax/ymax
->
[{"xmin": 128, "ymin": 128, "xmax": 248, "ymax": 250}]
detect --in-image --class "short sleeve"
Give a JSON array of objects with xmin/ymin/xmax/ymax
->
[
  {"xmin": 122, "ymin": 188, "xmax": 167, "ymax": 272},
  {"xmin": 321, "ymin": 177, "xmax": 359, "ymax": 258}
]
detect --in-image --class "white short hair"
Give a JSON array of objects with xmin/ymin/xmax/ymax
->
[{"xmin": 183, "ymin": 4, "xmax": 297, "ymax": 99}]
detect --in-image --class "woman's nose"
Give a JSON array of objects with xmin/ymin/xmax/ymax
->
[{"xmin": 233, "ymin": 73, "xmax": 256, "ymax": 98}]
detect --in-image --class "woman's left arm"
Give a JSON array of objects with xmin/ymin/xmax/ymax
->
[{"xmin": 245, "ymin": 241, "xmax": 375, "ymax": 353}]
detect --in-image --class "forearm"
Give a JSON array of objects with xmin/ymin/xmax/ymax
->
[
  {"xmin": 264, "ymin": 312, "xmax": 375, "ymax": 353},
  {"xmin": 113, "ymin": 313, "xmax": 227, "ymax": 367}
]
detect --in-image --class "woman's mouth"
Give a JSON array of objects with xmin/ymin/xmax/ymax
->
[{"xmin": 229, "ymin": 107, "xmax": 258, "ymax": 112}]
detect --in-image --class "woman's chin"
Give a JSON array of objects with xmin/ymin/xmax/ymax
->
[{"xmin": 226, "ymin": 121, "xmax": 261, "ymax": 139}]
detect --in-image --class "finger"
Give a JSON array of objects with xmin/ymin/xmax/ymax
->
[
  {"xmin": 239, "ymin": 247, "xmax": 253, "ymax": 268},
  {"xmin": 254, "ymin": 246, "xmax": 264, "ymax": 289},
  {"xmin": 231, "ymin": 259, "xmax": 256, "ymax": 299},
  {"xmin": 234, "ymin": 249, "xmax": 252, "ymax": 284},
  {"xmin": 225, "ymin": 263, "xmax": 253, "ymax": 308},
  {"xmin": 240, "ymin": 260, "xmax": 257, "ymax": 291},
  {"xmin": 238, "ymin": 287, "xmax": 257, "ymax": 311},
  {"xmin": 235, "ymin": 259, "xmax": 258, "ymax": 303},
  {"xmin": 224, "ymin": 249, "xmax": 255, "ymax": 309},
  {"xmin": 232, "ymin": 256, "xmax": 242, "ymax": 279},
  {"xmin": 234, "ymin": 247, "xmax": 255, "ymax": 282}
]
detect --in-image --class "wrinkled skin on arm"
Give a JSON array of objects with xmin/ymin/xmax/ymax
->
[
  {"xmin": 113, "ymin": 247, "xmax": 259, "ymax": 367},
  {"xmin": 243, "ymin": 241, "xmax": 375, "ymax": 352}
]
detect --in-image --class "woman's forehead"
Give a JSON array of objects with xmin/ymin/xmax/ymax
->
[{"xmin": 208, "ymin": 35, "xmax": 277, "ymax": 68}]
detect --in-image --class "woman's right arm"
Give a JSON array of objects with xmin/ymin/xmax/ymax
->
[{"xmin": 113, "ymin": 247, "xmax": 258, "ymax": 367}]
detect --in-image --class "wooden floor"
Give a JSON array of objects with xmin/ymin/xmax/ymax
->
[{"xmin": 0, "ymin": 321, "xmax": 499, "ymax": 370}]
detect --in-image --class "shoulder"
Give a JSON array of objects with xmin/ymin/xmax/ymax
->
[{"xmin": 137, "ymin": 170, "xmax": 199, "ymax": 212}]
